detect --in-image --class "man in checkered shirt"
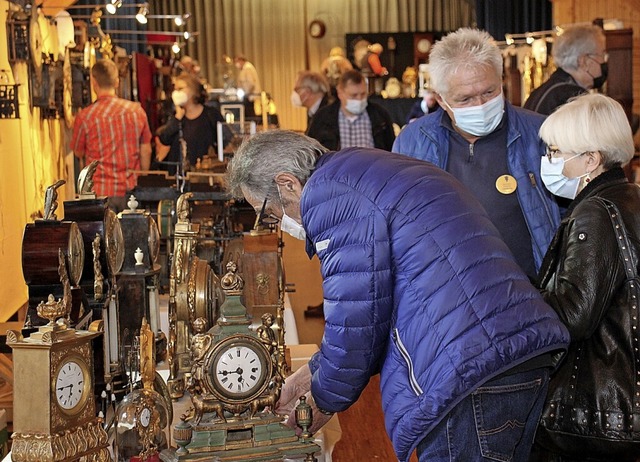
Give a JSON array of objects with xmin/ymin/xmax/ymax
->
[
  {"xmin": 72, "ymin": 59, "xmax": 152, "ymax": 211},
  {"xmin": 307, "ymin": 69, "xmax": 395, "ymax": 152}
]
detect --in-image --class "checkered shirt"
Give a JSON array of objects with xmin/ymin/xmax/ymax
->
[
  {"xmin": 338, "ymin": 109, "xmax": 375, "ymax": 149},
  {"xmin": 71, "ymin": 95, "xmax": 152, "ymax": 196}
]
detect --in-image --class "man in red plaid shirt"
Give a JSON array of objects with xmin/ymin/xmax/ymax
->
[{"xmin": 72, "ymin": 59, "xmax": 152, "ymax": 211}]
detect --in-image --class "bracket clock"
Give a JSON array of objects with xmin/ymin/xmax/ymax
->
[
  {"xmin": 115, "ymin": 194, "xmax": 162, "ymax": 361},
  {"xmin": 64, "ymin": 161, "xmax": 125, "ymax": 383},
  {"xmin": 7, "ymin": 263, "xmax": 111, "ymax": 462},
  {"xmin": 160, "ymin": 261, "xmax": 319, "ymax": 461},
  {"xmin": 23, "ymin": 180, "xmax": 87, "ymax": 328}
]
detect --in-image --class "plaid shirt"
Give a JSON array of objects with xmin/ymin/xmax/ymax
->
[
  {"xmin": 338, "ymin": 110, "xmax": 375, "ymax": 148},
  {"xmin": 72, "ymin": 95, "xmax": 152, "ymax": 196}
]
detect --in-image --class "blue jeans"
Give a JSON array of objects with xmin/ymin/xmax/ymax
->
[{"xmin": 416, "ymin": 367, "xmax": 550, "ymax": 462}]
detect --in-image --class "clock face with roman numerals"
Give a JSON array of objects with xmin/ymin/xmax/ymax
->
[{"xmin": 208, "ymin": 335, "xmax": 271, "ymax": 404}]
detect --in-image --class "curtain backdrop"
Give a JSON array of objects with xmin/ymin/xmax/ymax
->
[
  {"xmin": 150, "ymin": 0, "xmax": 476, "ymax": 131},
  {"xmin": 475, "ymin": 0, "xmax": 552, "ymax": 41}
]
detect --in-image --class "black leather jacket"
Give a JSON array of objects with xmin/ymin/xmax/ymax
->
[{"xmin": 537, "ymin": 167, "xmax": 640, "ymax": 457}]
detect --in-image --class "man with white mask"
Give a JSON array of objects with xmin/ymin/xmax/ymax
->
[
  {"xmin": 226, "ymin": 129, "xmax": 569, "ymax": 462},
  {"xmin": 307, "ymin": 69, "xmax": 395, "ymax": 151},
  {"xmin": 290, "ymin": 71, "xmax": 332, "ymax": 133},
  {"xmin": 394, "ymin": 28, "xmax": 560, "ymax": 281}
]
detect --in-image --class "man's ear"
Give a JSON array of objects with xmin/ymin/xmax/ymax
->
[{"xmin": 274, "ymin": 172, "xmax": 300, "ymax": 193}]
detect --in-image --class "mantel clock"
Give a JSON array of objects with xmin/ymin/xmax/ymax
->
[
  {"xmin": 7, "ymin": 311, "xmax": 111, "ymax": 462},
  {"xmin": 160, "ymin": 261, "xmax": 319, "ymax": 461}
]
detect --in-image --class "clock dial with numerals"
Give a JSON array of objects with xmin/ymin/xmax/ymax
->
[
  {"xmin": 207, "ymin": 335, "xmax": 271, "ymax": 403},
  {"xmin": 54, "ymin": 358, "xmax": 88, "ymax": 412}
]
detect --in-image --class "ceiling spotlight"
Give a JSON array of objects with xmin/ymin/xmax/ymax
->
[
  {"xmin": 105, "ymin": 0, "xmax": 123, "ymax": 14},
  {"xmin": 183, "ymin": 31, "xmax": 191, "ymax": 40},
  {"xmin": 171, "ymin": 42, "xmax": 181, "ymax": 54},
  {"xmin": 174, "ymin": 13, "xmax": 190, "ymax": 26},
  {"xmin": 136, "ymin": 2, "xmax": 149, "ymax": 24}
]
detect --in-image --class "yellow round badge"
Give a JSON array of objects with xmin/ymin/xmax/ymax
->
[{"xmin": 495, "ymin": 175, "xmax": 517, "ymax": 194}]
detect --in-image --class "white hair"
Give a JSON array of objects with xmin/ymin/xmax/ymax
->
[
  {"xmin": 553, "ymin": 25, "xmax": 605, "ymax": 71},
  {"xmin": 427, "ymin": 28, "xmax": 503, "ymax": 96},
  {"xmin": 539, "ymin": 93, "xmax": 634, "ymax": 168}
]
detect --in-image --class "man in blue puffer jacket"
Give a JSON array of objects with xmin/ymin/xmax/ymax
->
[
  {"xmin": 393, "ymin": 28, "xmax": 560, "ymax": 281},
  {"xmin": 227, "ymin": 130, "xmax": 569, "ymax": 462}
]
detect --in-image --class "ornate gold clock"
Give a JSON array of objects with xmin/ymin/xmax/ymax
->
[
  {"xmin": 205, "ymin": 334, "xmax": 272, "ymax": 404},
  {"xmin": 161, "ymin": 261, "xmax": 319, "ymax": 461},
  {"xmin": 7, "ymin": 317, "xmax": 111, "ymax": 462}
]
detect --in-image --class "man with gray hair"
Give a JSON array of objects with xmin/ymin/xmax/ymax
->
[
  {"xmin": 393, "ymin": 28, "xmax": 560, "ymax": 281},
  {"xmin": 290, "ymin": 70, "xmax": 332, "ymax": 131},
  {"xmin": 227, "ymin": 129, "xmax": 569, "ymax": 462},
  {"xmin": 524, "ymin": 24, "xmax": 607, "ymax": 115}
]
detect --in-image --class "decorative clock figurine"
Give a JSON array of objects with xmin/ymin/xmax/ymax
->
[
  {"xmin": 7, "ymin": 308, "xmax": 111, "ymax": 461},
  {"xmin": 160, "ymin": 261, "xmax": 319, "ymax": 461}
]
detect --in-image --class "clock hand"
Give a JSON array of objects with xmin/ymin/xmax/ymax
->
[{"xmin": 57, "ymin": 384, "xmax": 73, "ymax": 391}]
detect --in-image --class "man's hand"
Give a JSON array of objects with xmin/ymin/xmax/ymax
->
[{"xmin": 275, "ymin": 364, "xmax": 334, "ymax": 435}]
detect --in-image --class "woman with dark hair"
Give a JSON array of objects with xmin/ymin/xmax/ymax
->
[{"xmin": 157, "ymin": 73, "xmax": 225, "ymax": 173}]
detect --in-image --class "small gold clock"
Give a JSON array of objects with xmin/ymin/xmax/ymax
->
[{"xmin": 8, "ymin": 324, "xmax": 112, "ymax": 462}]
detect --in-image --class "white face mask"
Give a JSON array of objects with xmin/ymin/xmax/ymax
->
[
  {"xmin": 540, "ymin": 153, "xmax": 587, "ymax": 200},
  {"xmin": 172, "ymin": 89, "xmax": 189, "ymax": 107},
  {"xmin": 290, "ymin": 90, "xmax": 303, "ymax": 108},
  {"xmin": 420, "ymin": 99, "xmax": 428, "ymax": 114},
  {"xmin": 442, "ymin": 92, "xmax": 504, "ymax": 137},
  {"xmin": 277, "ymin": 185, "xmax": 306, "ymax": 240},
  {"xmin": 280, "ymin": 213, "xmax": 306, "ymax": 240},
  {"xmin": 345, "ymin": 98, "xmax": 368, "ymax": 115}
]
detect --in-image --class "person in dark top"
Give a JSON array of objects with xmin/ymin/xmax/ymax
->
[
  {"xmin": 393, "ymin": 28, "xmax": 560, "ymax": 281},
  {"xmin": 307, "ymin": 69, "xmax": 395, "ymax": 151},
  {"xmin": 406, "ymin": 89, "xmax": 439, "ymax": 123},
  {"xmin": 157, "ymin": 73, "xmax": 226, "ymax": 174},
  {"xmin": 523, "ymin": 24, "xmax": 607, "ymax": 115},
  {"xmin": 290, "ymin": 71, "xmax": 332, "ymax": 132}
]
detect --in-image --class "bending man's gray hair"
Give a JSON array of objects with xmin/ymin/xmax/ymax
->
[
  {"xmin": 226, "ymin": 130, "xmax": 327, "ymax": 201},
  {"xmin": 427, "ymin": 28, "xmax": 503, "ymax": 97}
]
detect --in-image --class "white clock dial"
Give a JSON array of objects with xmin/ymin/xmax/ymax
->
[
  {"xmin": 139, "ymin": 407, "xmax": 151, "ymax": 427},
  {"xmin": 55, "ymin": 360, "xmax": 86, "ymax": 411},
  {"xmin": 214, "ymin": 345, "xmax": 264, "ymax": 396}
]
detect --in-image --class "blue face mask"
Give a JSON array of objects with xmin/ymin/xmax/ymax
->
[
  {"xmin": 442, "ymin": 92, "xmax": 504, "ymax": 137},
  {"xmin": 540, "ymin": 153, "xmax": 588, "ymax": 200}
]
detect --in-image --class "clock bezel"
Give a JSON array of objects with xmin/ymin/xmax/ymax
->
[
  {"xmin": 204, "ymin": 334, "xmax": 272, "ymax": 405},
  {"xmin": 52, "ymin": 353, "xmax": 91, "ymax": 416}
]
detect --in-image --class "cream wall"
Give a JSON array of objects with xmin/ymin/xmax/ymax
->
[{"xmin": 0, "ymin": 1, "xmax": 73, "ymax": 320}]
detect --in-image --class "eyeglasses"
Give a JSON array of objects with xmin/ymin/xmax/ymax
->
[
  {"xmin": 545, "ymin": 145, "xmax": 562, "ymax": 163},
  {"xmin": 545, "ymin": 145, "xmax": 589, "ymax": 164},
  {"xmin": 253, "ymin": 197, "xmax": 279, "ymax": 229}
]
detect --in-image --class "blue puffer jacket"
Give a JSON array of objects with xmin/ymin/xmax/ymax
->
[
  {"xmin": 302, "ymin": 148, "xmax": 569, "ymax": 462},
  {"xmin": 392, "ymin": 102, "xmax": 560, "ymax": 271}
]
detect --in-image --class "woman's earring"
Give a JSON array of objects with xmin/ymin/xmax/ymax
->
[{"xmin": 585, "ymin": 171, "xmax": 592, "ymax": 183}]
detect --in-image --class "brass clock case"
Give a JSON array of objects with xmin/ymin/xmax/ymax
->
[
  {"xmin": 204, "ymin": 334, "xmax": 272, "ymax": 405},
  {"xmin": 68, "ymin": 221, "xmax": 85, "ymax": 286},
  {"xmin": 147, "ymin": 216, "xmax": 160, "ymax": 264},
  {"xmin": 52, "ymin": 353, "xmax": 91, "ymax": 416},
  {"xmin": 105, "ymin": 208, "xmax": 124, "ymax": 275}
]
